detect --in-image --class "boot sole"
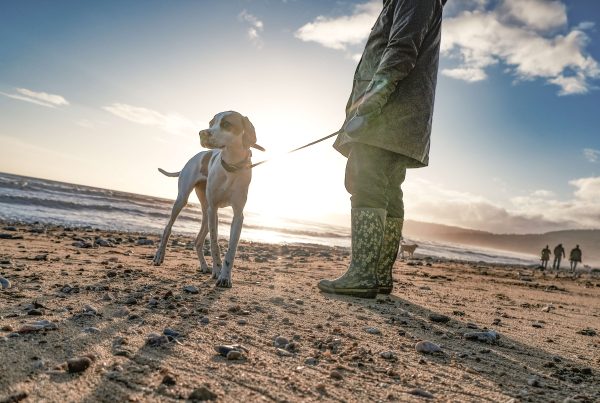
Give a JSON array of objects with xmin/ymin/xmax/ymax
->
[{"xmin": 318, "ymin": 283, "xmax": 378, "ymax": 299}]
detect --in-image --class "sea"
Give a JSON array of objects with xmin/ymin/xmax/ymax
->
[{"xmin": 0, "ymin": 172, "xmax": 538, "ymax": 266}]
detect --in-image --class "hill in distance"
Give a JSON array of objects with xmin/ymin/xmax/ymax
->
[{"xmin": 403, "ymin": 220, "xmax": 600, "ymax": 268}]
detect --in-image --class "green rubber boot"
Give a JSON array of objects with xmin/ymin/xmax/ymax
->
[
  {"xmin": 318, "ymin": 208, "xmax": 386, "ymax": 299},
  {"xmin": 376, "ymin": 217, "xmax": 403, "ymax": 294}
]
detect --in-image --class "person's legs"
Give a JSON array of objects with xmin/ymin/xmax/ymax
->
[
  {"xmin": 376, "ymin": 161, "xmax": 407, "ymax": 294},
  {"xmin": 318, "ymin": 143, "xmax": 395, "ymax": 298}
]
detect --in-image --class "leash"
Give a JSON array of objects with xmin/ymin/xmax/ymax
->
[{"xmin": 250, "ymin": 130, "xmax": 340, "ymax": 168}]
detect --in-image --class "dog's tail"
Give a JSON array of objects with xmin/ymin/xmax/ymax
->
[{"xmin": 158, "ymin": 168, "xmax": 180, "ymax": 177}]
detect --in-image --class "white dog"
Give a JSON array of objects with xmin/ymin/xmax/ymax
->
[
  {"xmin": 153, "ymin": 111, "xmax": 264, "ymax": 288},
  {"xmin": 400, "ymin": 243, "xmax": 418, "ymax": 259}
]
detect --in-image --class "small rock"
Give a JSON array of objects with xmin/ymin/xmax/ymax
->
[
  {"xmin": 83, "ymin": 305, "xmax": 98, "ymax": 316},
  {"xmin": 136, "ymin": 238, "xmax": 154, "ymax": 246},
  {"xmin": 276, "ymin": 348, "xmax": 292, "ymax": 357},
  {"xmin": 415, "ymin": 341, "xmax": 442, "ymax": 354},
  {"xmin": 380, "ymin": 351, "xmax": 395, "ymax": 360},
  {"xmin": 27, "ymin": 309, "xmax": 44, "ymax": 316},
  {"xmin": 146, "ymin": 333, "xmax": 169, "ymax": 347},
  {"xmin": 330, "ymin": 370, "xmax": 343, "ymax": 380},
  {"xmin": 464, "ymin": 330, "xmax": 500, "ymax": 344},
  {"xmin": 365, "ymin": 327, "xmax": 381, "ymax": 335},
  {"xmin": 492, "ymin": 318, "xmax": 501, "ymax": 326},
  {"xmin": 82, "ymin": 327, "xmax": 101, "ymax": 334},
  {"xmin": 527, "ymin": 376, "xmax": 541, "ymax": 387},
  {"xmin": 409, "ymin": 389, "xmax": 434, "ymax": 399},
  {"xmin": 189, "ymin": 386, "xmax": 217, "ymax": 401},
  {"xmin": 541, "ymin": 305, "xmax": 554, "ymax": 312},
  {"xmin": 183, "ymin": 285, "xmax": 199, "ymax": 294},
  {"xmin": 215, "ymin": 344, "xmax": 247, "ymax": 357},
  {"xmin": 304, "ymin": 357, "xmax": 318, "ymax": 366},
  {"xmin": 274, "ymin": 336, "xmax": 289, "ymax": 348},
  {"xmin": 161, "ymin": 374, "xmax": 177, "ymax": 386},
  {"xmin": 1, "ymin": 324, "xmax": 14, "ymax": 332},
  {"xmin": 18, "ymin": 320, "xmax": 58, "ymax": 333},
  {"xmin": 429, "ymin": 314, "xmax": 450, "ymax": 323},
  {"xmin": 576, "ymin": 328, "xmax": 597, "ymax": 336},
  {"xmin": 226, "ymin": 350, "xmax": 243, "ymax": 360},
  {"xmin": 0, "ymin": 277, "xmax": 11, "ymax": 289},
  {"xmin": 67, "ymin": 356, "xmax": 92, "ymax": 373},
  {"xmin": 163, "ymin": 328, "xmax": 182, "ymax": 340}
]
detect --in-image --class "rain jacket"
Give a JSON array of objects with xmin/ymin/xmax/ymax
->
[
  {"xmin": 334, "ymin": 0, "xmax": 444, "ymax": 167},
  {"xmin": 570, "ymin": 247, "xmax": 582, "ymax": 262}
]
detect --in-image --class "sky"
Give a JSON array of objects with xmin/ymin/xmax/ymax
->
[{"xmin": 1, "ymin": 0, "xmax": 599, "ymax": 235}]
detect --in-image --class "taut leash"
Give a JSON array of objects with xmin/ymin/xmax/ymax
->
[{"xmin": 250, "ymin": 130, "xmax": 340, "ymax": 168}]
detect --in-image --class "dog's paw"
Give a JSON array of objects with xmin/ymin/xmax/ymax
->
[
  {"xmin": 215, "ymin": 277, "xmax": 232, "ymax": 288},
  {"xmin": 199, "ymin": 263, "xmax": 210, "ymax": 274},
  {"xmin": 152, "ymin": 253, "xmax": 164, "ymax": 266},
  {"xmin": 211, "ymin": 267, "xmax": 221, "ymax": 279}
]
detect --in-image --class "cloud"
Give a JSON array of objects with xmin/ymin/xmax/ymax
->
[
  {"xmin": 239, "ymin": 10, "xmax": 264, "ymax": 48},
  {"xmin": 583, "ymin": 148, "xmax": 600, "ymax": 163},
  {"xmin": 294, "ymin": 1, "xmax": 380, "ymax": 51},
  {"xmin": 442, "ymin": 0, "xmax": 600, "ymax": 95},
  {"xmin": 294, "ymin": 0, "xmax": 599, "ymax": 95},
  {"xmin": 404, "ymin": 176, "xmax": 600, "ymax": 233},
  {"xmin": 102, "ymin": 103, "xmax": 198, "ymax": 136},
  {"xmin": 0, "ymin": 88, "xmax": 69, "ymax": 108}
]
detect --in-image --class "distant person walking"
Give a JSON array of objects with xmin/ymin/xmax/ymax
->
[
  {"xmin": 318, "ymin": 0, "xmax": 446, "ymax": 298},
  {"xmin": 553, "ymin": 244, "xmax": 565, "ymax": 270},
  {"xmin": 569, "ymin": 245, "xmax": 582, "ymax": 271},
  {"xmin": 540, "ymin": 245, "xmax": 551, "ymax": 270}
]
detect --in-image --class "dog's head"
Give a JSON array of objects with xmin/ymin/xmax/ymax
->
[{"xmin": 199, "ymin": 111, "xmax": 265, "ymax": 152}]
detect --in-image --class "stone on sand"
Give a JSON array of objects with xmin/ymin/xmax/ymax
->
[{"xmin": 415, "ymin": 341, "xmax": 442, "ymax": 354}]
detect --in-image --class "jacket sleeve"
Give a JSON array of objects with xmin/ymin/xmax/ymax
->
[{"xmin": 357, "ymin": 0, "xmax": 437, "ymax": 116}]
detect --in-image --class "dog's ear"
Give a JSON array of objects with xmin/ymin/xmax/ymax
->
[{"xmin": 242, "ymin": 116, "xmax": 257, "ymax": 149}]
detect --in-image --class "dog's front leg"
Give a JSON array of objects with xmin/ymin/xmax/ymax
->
[
  {"xmin": 207, "ymin": 207, "xmax": 222, "ymax": 279},
  {"xmin": 215, "ymin": 211, "xmax": 244, "ymax": 288}
]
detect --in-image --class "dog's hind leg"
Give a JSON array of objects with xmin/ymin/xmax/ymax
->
[
  {"xmin": 194, "ymin": 184, "xmax": 210, "ymax": 274},
  {"xmin": 153, "ymin": 180, "xmax": 196, "ymax": 266}
]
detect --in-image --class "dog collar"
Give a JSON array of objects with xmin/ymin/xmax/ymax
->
[{"xmin": 221, "ymin": 151, "xmax": 252, "ymax": 173}]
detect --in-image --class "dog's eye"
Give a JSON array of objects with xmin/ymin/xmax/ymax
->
[{"xmin": 221, "ymin": 121, "xmax": 232, "ymax": 130}]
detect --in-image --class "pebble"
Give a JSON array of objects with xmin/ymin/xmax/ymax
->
[
  {"xmin": 576, "ymin": 328, "xmax": 597, "ymax": 336},
  {"xmin": 189, "ymin": 386, "xmax": 217, "ymax": 401},
  {"xmin": 532, "ymin": 322, "xmax": 544, "ymax": 328},
  {"xmin": 161, "ymin": 374, "xmax": 177, "ymax": 386},
  {"xmin": 237, "ymin": 319, "xmax": 247, "ymax": 325},
  {"xmin": 409, "ymin": 388, "xmax": 434, "ymax": 399},
  {"xmin": 136, "ymin": 238, "xmax": 154, "ymax": 246},
  {"xmin": 18, "ymin": 320, "xmax": 58, "ymax": 333},
  {"xmin": 379, "ymin": 351, "xmax": 396, "ymax": 360},
  {"xmin": 464, "ymin": 330, "xmax": 500, "ymax": 344},
  {"xmin": 27, "ymin": 309, "xmax": 44, "ymax": 316},
  {"xmin": 146, "ymin": 333, "xmax": 169, "ymax": 347},
  {"xmin": 428, "ymin": 314, "xmax": 450, "ymax": 323},
  {"xmin": 183, "ymin": 285, "xmax": 199, "ymax": 294},
  {"xmin": 415, "ymin": 341, "xmax": 442, "ymax": 354},
  {"xmin": 83, "ymin": 305, "xmax": 98, "ymax": 316},
  {"xmin": 226, "ymin": 350, "xmax": 243, "ymax": 360},
  {"xmin": 527, "ymin": 376, "xmax": 541, "ymax": 387},
  {"xmin": 1, "ymin": 324, "xmax": 14, "ymax": 332},
  {"xmin": 274, "ymin": 336, "xmax": 289, "ymax": 348},
  {"xmin": 67, "ymin": 356, "xmax": 92, "ymax": 373},
  {"xmin": 215, "ymin": 344, "xmax": 248, "ymax": 357},
  {"xmin": 163, "ymin": 328, "xmax": 182, "ymax": 340},
  {"xmin": 83, "ymin": 327, "xmax": 101, "ymax": 334},
  {"xmin": 0, "ymin": 277, "xmax": 11, "ymax": 289},
  {"xmin": 365, "ymin": 327, "xmax": 381, "ymax": 335},
  {"xmin": 304, "ymin": 357, "xmax": 318, "ymax": 365},
  {"xmin": 276, "ymin": 348, "xmax": 292, "ymax": 357},
  {"xmin": 330, "ymin": 370, "xmax": 343, "ymax": 380}
]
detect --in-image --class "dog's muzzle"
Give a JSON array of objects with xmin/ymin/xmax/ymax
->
[{"xmin": 199, "ymin": 130, "xmax": 214, "ymax": 149}]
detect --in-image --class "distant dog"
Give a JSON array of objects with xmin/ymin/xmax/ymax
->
[
  {"xmin": 400, "ymin": 243, "xmax": 418, "ymax": 259},
  {"xmin": 153, "ymin": 111, "xmax": 264, "ymax": 288}
]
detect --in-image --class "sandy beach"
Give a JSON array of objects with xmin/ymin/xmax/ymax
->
[{"xmin": 1, "ymin": 222, "xmax": 599, "ymax": 402}]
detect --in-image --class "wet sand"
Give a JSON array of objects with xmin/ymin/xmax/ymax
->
[{"xmin": 1, "ymin": 222, "xmax": 599, "ymax": 402}]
